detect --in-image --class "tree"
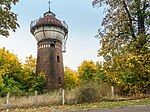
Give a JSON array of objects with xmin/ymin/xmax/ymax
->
[
  {"xmin": 20, "ymin": 55, "xmax": 36, "ymax": 91},
  {"xmin": 78, "ymin": 60, "xmax": 97, "ymax": 81},
  {"xmin": 0, "ymin": 0, "xmax": 19, "ymax": 37},
  {"xmin": 0, "ymin": 47, "xmax": 22, "ymax": 79},
  {"xmin": 64, "ymin": 66, "xmax": 79, "ymax": 90},
  {"xmin": 29, "ymin": 73, "xmax": 46, "ymax": 94},
  {"xmin": 92, "ymin": 0, "xmax": 149, "ymax": 57},
  {"xmin": 0, "ymin": 49, "xmax": 46, "ymax": 95},
  {"xmin": 0, "ymin": 47, "xmax": 22, "ymax": 96},
  {"xmin": 95, "ymin": 61, "xmax": 106, "ymax": 82},
  {"xmin": 21, "ymin": 55, "xmax": 46, "ymax": 93},
  {"xmin": 76, "ymin": 61, "xmax": 111, "ymax": 103},
  {"xmin": 1, "ymin": 76, "xmax": 22, "ymax": 96},
  {"xmin": 92, "ymin": 0, "xmax": 150, "ymax": 95}
]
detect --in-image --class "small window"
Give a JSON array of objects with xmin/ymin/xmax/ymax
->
[
  {"xmin": 50, "ymin": 43, "xmax": 55, "ymax": 48},
  {"xmin": 57, "ymin": 56, "xmax": 60, "ymax": 62},
  {"xmin": 58, "ymin": 77, "xmax": 61, "ymax": 85}
]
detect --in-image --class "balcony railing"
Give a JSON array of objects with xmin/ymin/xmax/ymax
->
[{"xmin": 30, "ymin": 18, "xmax": 68, "ymax": 30}]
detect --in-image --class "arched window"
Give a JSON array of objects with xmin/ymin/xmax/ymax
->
[
  {"xmin": 57, "ymin": 56, "xmax": 60, "ymax": 62},
  {"xmin": 58, "ymin": 77, "xmax": 61, "ymax": 85},
  {"xmin": 50, "ymin": 43, "xmax": 55, "ymax": 48}
]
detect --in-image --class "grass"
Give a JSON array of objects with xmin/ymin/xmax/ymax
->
[
  {"xmin": 0, "ymin": 90, "xmax": 62, "ymax": 109},
  {"xmin": 0, "ymin": 87, "xmax": 150, "ymax": 112},
  {"xmin": 0, "ymin": 97, "xmax": 150, "ymax": 112}
]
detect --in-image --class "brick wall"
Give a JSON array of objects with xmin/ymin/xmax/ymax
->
[{"xmin": 36, "ymin": 38, "xmax": 65, "ymax": 91}]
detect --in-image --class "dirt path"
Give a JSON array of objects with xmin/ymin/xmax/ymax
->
[{"xmin": 68, "ymin": 105, "xmax": 150, "ymax": 112}]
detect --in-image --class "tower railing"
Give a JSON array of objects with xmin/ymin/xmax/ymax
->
[
  {"xmin": 30, "ymin": 18, "xmax": 68, "ymax": 30},
  {"xmin": 30, "ymin": 19, "xmax": 39, "ymax": 28}
]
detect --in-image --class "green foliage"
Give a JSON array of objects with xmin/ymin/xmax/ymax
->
[
  {"xmin": 93, "ymin": 0, "xmax": 150, "ymax": 95},
  {"xmin": 92, "ymin": 0, "xmax": 149, "ymax": 60},
  {"xmin": 104, "ymin": 52, "xmax": 150, "ymax": 95},
  {"xmin": 0, "ymin": 76, "xmax": 23, "ymax": 96},
  {"xmin": 76, "ymin": 60, "xmax": 111, "ymax": 103},
  {"xmin": 64, "ymin": 66, "xmax": 79, "ymax": 90},
  {"xmin": 78, "ymin": 60, "xmax": 97, "ymax": 81},
  {"xmin": 0, "ymin": 75, "xmax": 4, "ymax": 88},
  {"xmin": 19, "ymin": 55, "xmax": 36, "ymax": 91},
  {"xmin": 0, "ymin": 48, "xmax": 46, "ymax": 96},
  {"xmin": 0, "ymin": 48, "xmax": 23, "ymax": 96},
  {"xmin": 20, "ymin": 55, "xmax": 46, "ymax": 94},
  {"xmin": 0, "ymin": 0, "xmax": 19, "ymax": 37},
  {"xmin": 95, "ymin": 61, "xmax": 107, "ymax": 82},
  {"xmin": 77, "ymin": 60, "xmax": 106, "ymax": 83},
  {"xmin": 0, "ymin": 47, "xmax": 22, "ymax": 82},
  {"xmin": 29, "ymin": 73, "xmax": 46, "ymax": 94}
]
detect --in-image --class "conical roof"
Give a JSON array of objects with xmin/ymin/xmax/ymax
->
[{"xmin": 30, "ymin": 11, "xmax": 68, "ymax": 34}]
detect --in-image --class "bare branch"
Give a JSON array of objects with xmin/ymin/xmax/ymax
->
[{"xmin": 122, "ymin": 0, "xmax": 136, "ymax": 39}]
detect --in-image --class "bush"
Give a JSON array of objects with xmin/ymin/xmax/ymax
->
[
  {"xmin": 76, "ymin": 81, "xmax": 99, "ymax": 103},
  {"xmin": 75, "ymin": 80, "xmax": 112, "ymax": 103},
  {"xmin": 0, "ymin": 76, "xmax": 24, "ymax": 97}
]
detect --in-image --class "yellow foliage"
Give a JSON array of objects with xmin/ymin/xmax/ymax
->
[
  {"xmin": 0, "ymin": 47, "xmax": 22, "ymax": 77},
  {"xmin": 21, "ymin": 55, "xmax": 36, "ymax": 82},
  {"xmin": 0, "ymin": 75, "xmax": 4, "ymax": 88},
  {"xmin": 64, "ymin": 66, "xmax": 79, "ymax": 89},
  {"xmin": 77, "ymin": 60, "xmax": 97, "ymax": 81}
]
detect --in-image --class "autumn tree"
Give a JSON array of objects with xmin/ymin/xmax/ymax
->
[
  {"xmin": 0, "ymin": 48, "xmax": 22, "ymax": 96},
  {"xmin": 78, "ymin": 60, "xmax": 97, "ymax": 81},
  {"xmin": 92, "ymin": 0, "xmax": 149, "ymax": 56},
  {"xmin": 64, "ymin": 66, "xmax": 79, "ymax": 90},
  {"xmin": 20, "ymin": 55, "xmax": 36, "ymax": 91},
  {"xmin": 77, "ymin": 60, "xmax": 106, "ymax": 82},
  {"xmin": 21, "ymin": 55, "xmax": 46, "ymax": 93},
  {"xmin": 0, "ymin": 49, "xmax": 45, "ymax": 96},
  {"xmin": 0, "ymin": 0, "xmax": 19, "ymax": 37},
  {"xmin": 76, "ymin": 61, "xmax": 111, "ymax": 103},
  {"xmin": 92, "ymin": 0, "xmax": 150, "ymax": 95}
]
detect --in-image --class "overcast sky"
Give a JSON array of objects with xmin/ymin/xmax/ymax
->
[{"xmin": 0, "ymin": 0, "xmax": 104, "ymax": 70}]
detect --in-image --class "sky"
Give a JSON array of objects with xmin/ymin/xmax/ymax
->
[{"xmin": 0, "ymin": 0, "xmax": 104, "ymax": 70}]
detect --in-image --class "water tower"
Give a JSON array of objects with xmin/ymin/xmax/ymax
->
[{"xmin": 30, "ymin": 3, "xmax": 68, "ymax": 91}]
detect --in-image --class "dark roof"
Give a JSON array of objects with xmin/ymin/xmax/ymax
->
[
  {"xmin": 30, "ymin": 11, "xmax": 68, "ymax": 35},
  {"xmin": 36, "ymin": 15, "xmax": 63, "ymax": 27}
]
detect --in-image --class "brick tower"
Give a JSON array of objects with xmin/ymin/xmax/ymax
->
[{"xmin": 30, "ymin": 5, "xmax": 68, "ymax": 91}]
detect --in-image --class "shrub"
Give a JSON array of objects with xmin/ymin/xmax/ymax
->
[{"xmin": 76, "ymin": 81, "xmax": 99, "ymax": 103}]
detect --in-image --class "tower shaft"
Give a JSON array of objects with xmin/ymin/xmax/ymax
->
[{"xmin": 36, "ymin": 38, "xmax": 64, "ymax": 90}]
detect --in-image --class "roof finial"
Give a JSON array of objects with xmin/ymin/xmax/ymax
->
[
  {"xmin": 44, "ymin": 0, "xmax": 55, "ymax": 17},
  {"xmin": 48, "ymin": 0, "xmax": 51, "ymax": 11}
]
